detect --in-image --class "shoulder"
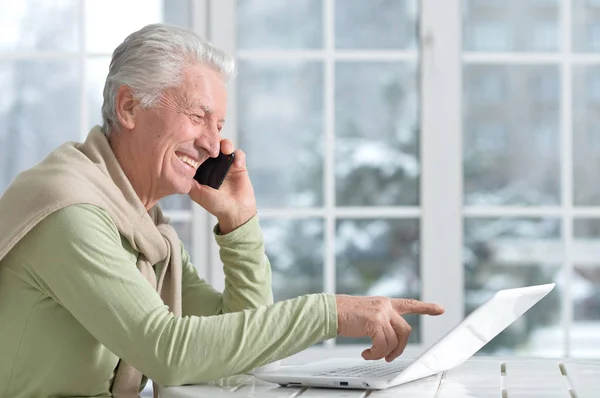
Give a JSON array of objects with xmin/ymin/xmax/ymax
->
[
  {"xmin": 30, "ymin": 204, "xmax": 121, "ymax": 245},
  {"xmin": 5, "ymin": 205, "xmax": 130, "ymax": 284}
]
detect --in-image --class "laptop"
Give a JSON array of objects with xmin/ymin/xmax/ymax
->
[{"xmin": 254, "ymin": 283, "xmax": 555, "ymax": 390}]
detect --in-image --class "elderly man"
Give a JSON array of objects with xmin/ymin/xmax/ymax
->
[{"xmin": 0, "ymin": 24, "xmax": 444, "ymax": 397}]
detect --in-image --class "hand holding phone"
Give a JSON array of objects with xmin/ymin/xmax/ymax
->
[
  {"xmin": 193, "ymin": 151, "xmax": 235, "ymax": 189},
  {"xmin": 189, "ymin": 147, "xmax": 256, "ymax": 234}
]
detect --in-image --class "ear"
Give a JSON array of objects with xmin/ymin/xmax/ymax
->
[{"xmin": 115, "ymin": 85, "xmax": 139, "ymax": 130}]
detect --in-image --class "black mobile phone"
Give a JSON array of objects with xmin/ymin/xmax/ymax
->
[{"xmin": 193, "ymin": 151, "xmax": 235, "ymax": 189}]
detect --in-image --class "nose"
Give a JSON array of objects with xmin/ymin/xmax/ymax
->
[
  {"xmin": 206, "ymin": 139, "xmax": 220, "ymax": 158},
  {"xmin": 195, "ymin": 125, "xmax": 221, "ymax": 158}
]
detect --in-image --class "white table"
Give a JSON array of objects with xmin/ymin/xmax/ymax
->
[{"xmin": 160, "ymin": 357, "xmax": 600, "ymax": 397}]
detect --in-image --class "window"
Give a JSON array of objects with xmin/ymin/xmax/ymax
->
[
  {"xmin": 463, "ymin": 0, "xmax": 600, "ymax": 357},
  {"xmin": 214, "ymin": 0, "xmax": 600, "ymax": 357}
]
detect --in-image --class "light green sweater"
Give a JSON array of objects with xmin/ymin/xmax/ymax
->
[{"xmin": 0, "ymin": 204, "xmax": 337, "ymax": 397}]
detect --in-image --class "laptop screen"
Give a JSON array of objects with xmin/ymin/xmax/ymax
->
[{"xmin": 410, "ymin": 283, "xmax": 555, "ymax": 372}]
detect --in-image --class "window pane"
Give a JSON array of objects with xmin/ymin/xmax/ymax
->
[
  {"xmin": 238, "ymin": 60, "xmax": 324, "ymax": 208},
  {"xmin": 573, "ymin": 0, "xmax": 600, "ymax": 52},
  {"xmin": 0, "ymin": 60, "xmax": 79, "ymax": 193},
  {"xmin": 171, "ymin": 221, "xmax": 192, "ymax": 259},
  {"xmin": 572, "ymin": 219, "xmax": 600, "ymax": 358},
  {"xmin": 262, "ymin": 219, "xmax": 324, "ymax": 302},
  {"xmin": 336, "ymin": 218, "xmax": 421, "ymax": 344},
  {"xmin": 463, "ymin": 0, "xmax": 560, "ymax": 52},
  {"xmin": 159, "ymin": 195, "xmax": 192, "ymax": 211},
  {"xmin": 464, "ymin": 218, "xmax": 562, "ymax": 356},
  {"xmin": 463, "ymin": 65, "xmax": 560, "ymax": 206},
  {"xmin": 85, "ymin": 0, "xmax": 189, "ymax": 53},
  {"xmin": 162, "ymin": 0, "xmax": 191, "ymax": 28},
  {"xmin": 335, "ymin": 62, "xmax": 419, "ymax": 206},
  {"xmin": 574, "ymin": 65, "xmax": 600, "ymax": 206},
  {"xmin": 237, "ymin": 0, "xmax": 322, "ymax": 50},
  {"xmin": 0, "ymin": 0, "xmax": 78, "ymax": 52},
  {"xmin": 335, "ymin": 0, "xmax": 418, "ymax": 50},
  {"xmin": 87, "ymin": 57, "xmax": 110, "ymax": 130}
]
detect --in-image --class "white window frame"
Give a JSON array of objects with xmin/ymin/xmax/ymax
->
[
  {"xmin": 460, "ymin": 0, "xmax": 577, "ymax": 358},
  {"xmin": 197, "ymin": 0, "xmax": 600, "ymax": 358},
  {"xmin": 195, "ymin": 0, "xmax": 464, "ymax": 354}
]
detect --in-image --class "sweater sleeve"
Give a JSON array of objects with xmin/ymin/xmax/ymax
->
[
  {"xmin": 20, "ymin": 204, "xmax": 338, "ymax": 386},
  {"xmin": 215, "ymin": 216, "xmax": 274, "ymax": 310},
  {"xmin": 180, "ymin": 247, "xmax": 224, "ymax": 317},
  {"xmin": 180, "ymin": 215, "xmax": 273, "ymax": 317}
]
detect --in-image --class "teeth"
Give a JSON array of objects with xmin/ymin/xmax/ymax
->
[{"xmin": 177, "ymin": 154, "xmax": 200, "ymax": 169}]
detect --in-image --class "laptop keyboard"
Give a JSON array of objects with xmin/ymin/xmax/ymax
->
[{"xmin": 313, "ymin": 359, "xmax": 411, "ymax": 378}]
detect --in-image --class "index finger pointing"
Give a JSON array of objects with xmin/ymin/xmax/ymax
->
[{"xmin": 392, "ymin": 298, "xmax": 445, "ymax": 316}]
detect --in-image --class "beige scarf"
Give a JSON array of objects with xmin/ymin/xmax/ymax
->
[{"xmin": 0, "ymin": 126, "xmax": 182, "ymax": 397}]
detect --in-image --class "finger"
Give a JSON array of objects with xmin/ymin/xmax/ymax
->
[
  {"xmin": 391, "ymin": 298, "xmax": 444, "ymax": 316},
  {"xmin": 382, "ymin": 323, "xmax": 398, "ymax": 360},
  {"xmin": 219, "ymin": 139, "xmax": 234, "ymax": 155},
  {"xmin": 363, "ymin": 323, "xmax": 398, "ymax": 361},
  {"xmin": 361, "ymin": 328, "xmax": 387, "ymax": 361},
  {"xmin": 189, "ymin": 179, "xmax": 217, "ymax": 196},
  {"xmin": 188, "ymin": 180, "xmax": 219, "ymax": 210},
  {"xmin": 232, "ymin": 149, "xmax": 246, "ymax": 168},
  {"xmin": 386, "ymin": 314, "xmax": 411, "ymax": 362}
]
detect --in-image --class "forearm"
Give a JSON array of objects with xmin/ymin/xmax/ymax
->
[
  {"xmin": 215, "ymin": 215, "xmax": 273, "ymax": 312},
  {"xmin": 143, "ymin": 293, "xmax": 337, "ymax": 386}
]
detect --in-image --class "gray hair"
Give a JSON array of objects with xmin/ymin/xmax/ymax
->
[{"xmin": 100, "ymin": 23, "xmax": 236, "ymax": 135}]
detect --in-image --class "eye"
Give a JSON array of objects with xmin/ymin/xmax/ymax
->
[{"xmin": 191, "ymin": 113, "xmax": 205, "ymax": 122}]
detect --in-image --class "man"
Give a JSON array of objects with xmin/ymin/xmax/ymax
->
[{"xmin": 0, "ymin": 24, "xmax": 444, "ymax": 397}]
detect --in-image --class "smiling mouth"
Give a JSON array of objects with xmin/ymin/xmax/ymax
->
[{"xmin": 176, "ymin": 153, "xmax": 200, "ymax": 169}]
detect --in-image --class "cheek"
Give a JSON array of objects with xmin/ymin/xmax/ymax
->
[
  {"xmin": 136, "ymin": 127, "xmax": 173, "ymax": 163},
  {"xmin": 171, "ymin": 118, "xmax": 199, "ymax": 142},
  {"xmin": 165, "ymin": 112, "xmax": 194, "ymax": 137},
  {"xmin": 142, "ymin": 112, "xmax": 197, "ymax": 156},
  {"xmin": 183, "ymin": 123, "xmax": 199, "ymax": 140},
  {"xmin": 146, "ymin": 114, "xmax": 182, "ymax": 148}
]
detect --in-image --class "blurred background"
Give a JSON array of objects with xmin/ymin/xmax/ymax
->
[{"xmin": 1, "ymin": 0, "xmax": 600, "ymax": 359}]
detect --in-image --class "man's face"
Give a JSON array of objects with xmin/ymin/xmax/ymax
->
[{"xmin": 130, "ymin": 64, "xmax": 227, "ymax": 197}]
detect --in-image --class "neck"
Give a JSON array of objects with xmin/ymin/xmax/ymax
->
[{"xmin": 108, "ymin": 130, "xmax": 158, "ymax": 211}]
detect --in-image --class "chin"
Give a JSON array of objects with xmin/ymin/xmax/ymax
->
[{"xmin": 170, "ymin": 178, "xmax": 194, "ymax": 195}]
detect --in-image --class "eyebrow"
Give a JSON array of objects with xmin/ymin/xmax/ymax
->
[{"xmin": 190, "ymin": 101, "xmax": 227, "ymax": 123}]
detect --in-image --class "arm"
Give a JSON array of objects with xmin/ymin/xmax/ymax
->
[
  {"xmin": 181, "ymin": 215, "xmax": 272, "ymax": 317},
  {"xmin": 186, "ymin": 142, "xmax": 277, "ymax": 315},
  {"xmin": 216, "ymin": 215, "xmax": 273, "ymax": 310},
  {"xmin": 180, "ymin": 247, "xmax": 223, "ymax": 317},
  {"xmin": 22, "ymin": 204, "xmax": 337, "ymax": 386}
]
